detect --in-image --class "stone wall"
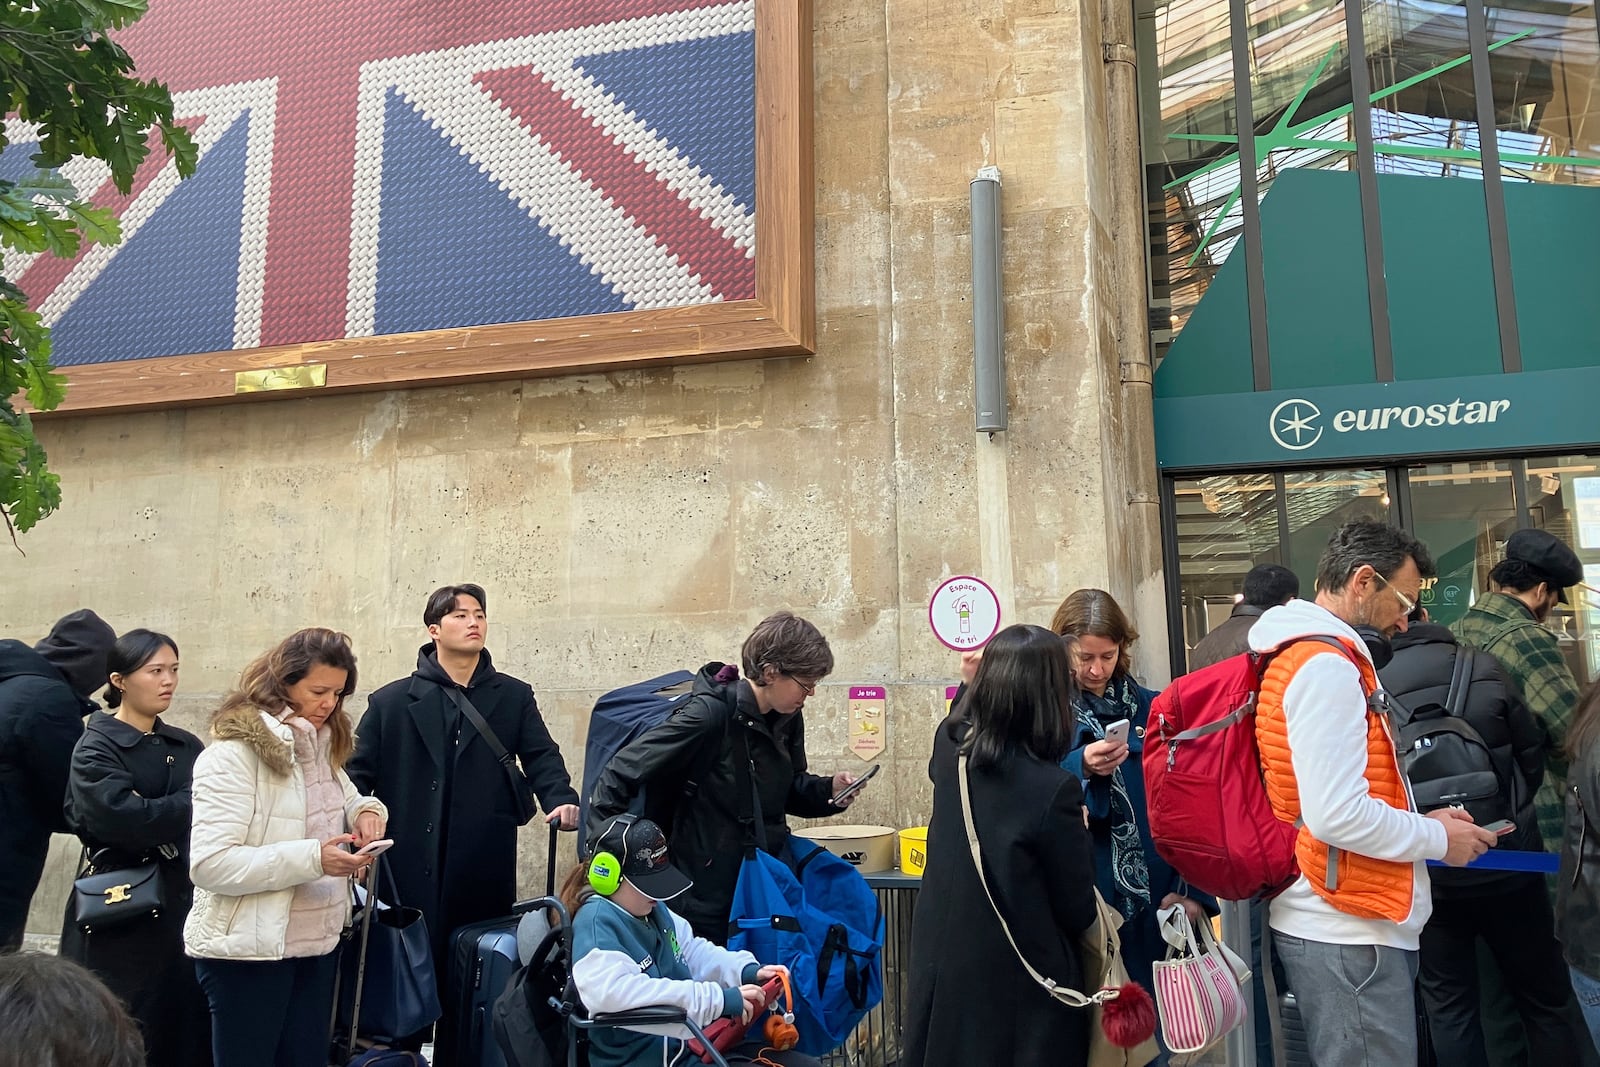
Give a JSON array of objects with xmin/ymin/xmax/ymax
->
[{"xmin": 4, "ymin": 0, "xmax": 1165, "ymax": 936}]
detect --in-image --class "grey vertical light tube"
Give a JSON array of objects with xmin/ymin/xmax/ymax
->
[{"xmin": 970, "ymin": 166, "xmax": 1006, "ymax": 433}]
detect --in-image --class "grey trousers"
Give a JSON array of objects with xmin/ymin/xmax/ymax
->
[{"xmin": 1274, "ymin": 930, "xmax": 1419, "ymax": 1067}]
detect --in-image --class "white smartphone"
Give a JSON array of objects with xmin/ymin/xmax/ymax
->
[
  {"xmin": 354, "ymin": 838, "xmax": 394, "ymax": 858},
  {"xmin": 1104, "ymin": 719, "xmax": 1131, "ymax": 745}
]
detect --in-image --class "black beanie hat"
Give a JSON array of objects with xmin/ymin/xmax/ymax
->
[{"xmin": 33, "ymin": 610, "xmax": 117, "ymax": 700}]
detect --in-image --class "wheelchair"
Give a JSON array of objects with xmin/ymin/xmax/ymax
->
[{"xmin": 494, "ymin": 894, "xmax": 733, "ymax": 1067}]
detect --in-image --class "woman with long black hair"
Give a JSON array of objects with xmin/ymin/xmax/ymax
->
[
  {"xmin": 906, "ymin": 624, "xmax": 1100, "ymax": 1067},
  {"xmin": 62, "ymin": 628, "xmax": 211, "ymax": 1067}
]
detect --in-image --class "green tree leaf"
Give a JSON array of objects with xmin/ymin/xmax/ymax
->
[{"xmin": 0, "ymin": 0, "xmax": 188, "ymax": 539}]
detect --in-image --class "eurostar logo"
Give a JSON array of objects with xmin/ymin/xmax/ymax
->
[{"xmin": 1270, "ymin": 398, "xmax": 1323, "ymax": 451}]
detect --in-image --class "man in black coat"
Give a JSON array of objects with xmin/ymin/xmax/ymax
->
[
  {"xmin": 0, "ymin": 608, "xmax": 117, "ymax": 950},
  {"xmin": 1187, "ymin": 562, "xmax": 1299, "ymax": 671},
  {"xmin": 586, "ymin": 612, "xmax": 860, "ymax": 944},
  {"xmin": 1381, "ymin": 609, "xmax": 1587, "ymax": 1067},
  {"xmin": 348, "ymin": 584, "xmax": 578, "ymax": 1057}
]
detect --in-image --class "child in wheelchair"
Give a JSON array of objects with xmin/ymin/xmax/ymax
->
[{"xmin": 562, "ymin": 815, "xmax": 820, "ymax": 1067}]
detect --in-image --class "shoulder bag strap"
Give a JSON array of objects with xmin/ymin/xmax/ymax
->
[
  {"xmin": 440, "ymin": 684, "xmax": 530, "ymax": 800},
  {"xmin": 957, "ymin": 756, "xmax": 1105, "ymax": 1009},
  {"xmin": 1443, "ymin": 647, "xmax": 1475, "ymax": 719},
  {"xmin": 730, "ymin": 718, "xmax": 768, "ymax": 854},
  {"xmin": 1480, "ymin": 616, "xmax": 1541, "ymax": 654}
]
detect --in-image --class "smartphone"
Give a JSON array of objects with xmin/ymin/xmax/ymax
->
[
  {"xmin": 1104, "ymin": 719, "xmax": 1131, "ymax": 745},
  {"xmin": 353, "ymin": 838, "xmax": 395, "ymax": 857},
  {"xmin": 831, "ymin": 764, "xmax": 880, "ymax": 806},
  {"xmin": 1480, "ymin": 820, "xmax": 1516, "ymax": 837}
]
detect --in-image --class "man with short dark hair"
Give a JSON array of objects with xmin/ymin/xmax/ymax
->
[
  {"xmin": 1188, "ymin": 563, "xmax": 1300, "ymax": 671},
  {"xmin": 349, "ymin": 584, "xmax": 578, "ymax": 1059},
  {"xmin": 1453, "ymin": 528, "xmax": 1585, "ymax": 851},
  {"xmin": 0, "ymin": 609, "xmax": 116, "ymax": 950},
  {"xmin": 1250, "ymin": 520, "xmax": 1496, "ymax": 1067}
]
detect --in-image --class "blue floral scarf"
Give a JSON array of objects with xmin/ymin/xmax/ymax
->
[{"xmin": 1074, "ymin": 675, "xmax": 1152, "ymax": 918}]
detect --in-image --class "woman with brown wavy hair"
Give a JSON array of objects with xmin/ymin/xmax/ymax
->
[{"xmin": 184, "ymin": 628, "xmax": 388, "ymax": 1067}]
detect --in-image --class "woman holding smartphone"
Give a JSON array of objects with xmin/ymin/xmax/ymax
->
[
  {"xmin": 185, "ymin": 628, "xmax": 388, "ymax": 1067},
  {"xmin": 62, "ymin": 629, "xmax": 210, "ymax": 1067},
  {"xmin": 1052, "ymin": 589, "xmax": 1212, "ymax": 1063}
]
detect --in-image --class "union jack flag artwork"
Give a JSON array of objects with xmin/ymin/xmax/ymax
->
[{"xmin": 0, "ymin": 0, "xmax": 757, "ymax": 367}]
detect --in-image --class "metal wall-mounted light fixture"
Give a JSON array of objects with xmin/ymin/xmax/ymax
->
[{"xmin": 970, "ymin": 166, "xmax": 1006, "ymax": 435}]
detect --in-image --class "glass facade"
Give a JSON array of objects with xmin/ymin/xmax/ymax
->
[
  {"xmin": 1169, "ymin": 457, "xmax": 1600, "ymax": 685},
  {"xmin": 1144, "ymin": 0, "xmax": 1600, "ymax": 679},
  {"xmin": 1142, "ymin": 0, "xmax": 1600, "ymax": 375}
]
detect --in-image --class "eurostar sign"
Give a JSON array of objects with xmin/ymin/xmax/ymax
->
[{"xmin": 1154, "ymin": 366, "xmax": 1600, "ymax": 470}]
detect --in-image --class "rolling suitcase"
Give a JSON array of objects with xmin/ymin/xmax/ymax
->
[
  {"xmin": 1278, "ymin": 992, "xmax": 1311, "ymax": 1067},
  {"xmin": 441, "ymin": 823, "xmax": 561, "ymax": 1067}
]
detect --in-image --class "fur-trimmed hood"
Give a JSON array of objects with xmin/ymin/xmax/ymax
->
[{"xmin": 210, "ymin": 705, "xmax": 295, "ymax": 777}]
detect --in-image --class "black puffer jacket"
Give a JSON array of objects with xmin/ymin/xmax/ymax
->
[
  {"xmin": 586, "ymin": 663, "xmax": 837, "ymax": 943},
  {"xmin": 1380, "ymin": 623, "xmax": 1546, "ymax": 892},
  {"xmin": 0, "ymin": 620, "xmax": 112, "ymax": 949}
]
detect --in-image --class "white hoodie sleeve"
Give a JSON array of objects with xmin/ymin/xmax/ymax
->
[
  {"xmin": 189, "ymin": 742, "xmax": 324, "ymax": 895},
  {"xmin": 675, "ymin": 911, "xmax": 758, "ymax": 987},
  {"xmin": 571, "ymin": 947, "xmax": 734, "ymax": 1030},
  {"xmin": 1282, "ymin": 655, "xmax": 1448, "ymax": 863}
]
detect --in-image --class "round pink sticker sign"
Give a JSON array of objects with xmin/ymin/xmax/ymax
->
[{"xmin": 928, "ymin": 575, "xmax": 1002, "ymax": 651}]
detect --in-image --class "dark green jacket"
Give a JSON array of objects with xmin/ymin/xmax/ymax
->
[{"xmin": 1452, "ymin": 592, "xmax": 1580, "ymax": 850}]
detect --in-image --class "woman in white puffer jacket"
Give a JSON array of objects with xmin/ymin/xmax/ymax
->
[{"xmin": 185, "ymin": 628, "xmax": 388, "ymax": 1067}]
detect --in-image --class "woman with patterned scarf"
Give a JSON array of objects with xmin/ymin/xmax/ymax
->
[{"xmin": 1052, "ymin": 589, "xmax": 1215, "ymax": 1065}]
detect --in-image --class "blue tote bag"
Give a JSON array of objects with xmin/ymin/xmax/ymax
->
[{"xmin": 723, "ymin": 737, "xmax": 884, "ymax": 1055}]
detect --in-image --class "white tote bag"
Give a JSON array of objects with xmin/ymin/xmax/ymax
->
[{"xmin": 1152, "ymin": 904, "xmax": 1251, "ymax": 1054}]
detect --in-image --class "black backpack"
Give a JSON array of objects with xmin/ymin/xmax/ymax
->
[{"xmin": 1391, "ymin": 648, "xmax": 1514, "ymax": 828}]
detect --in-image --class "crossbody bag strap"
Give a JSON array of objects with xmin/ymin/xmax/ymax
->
[
  {"xmin": 1443, "ymin": 647, "xmax": 1475, "ymax": 719},
  {"xmin": 440, "ymin": 684, "xmax": 528, "ymax": 798},
  {"xmin": 957, "ymin": 756, "xmax": 1106, "ymax": 1010},
  {"xmin": 730, "ymin": 719, "xmax": 768, "ymax": 854}
]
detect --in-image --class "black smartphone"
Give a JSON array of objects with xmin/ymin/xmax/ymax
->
[{"xmin": 831, "ymin": 764, "xmax": 880, "ymax": 805}]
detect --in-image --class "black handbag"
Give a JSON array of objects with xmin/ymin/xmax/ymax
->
[
  {"xmin": 72, "ymin": 850, "xmax": 166, "ymax": 932},
  {"xmin": 334, "ymin": 855, "xmax": 441, "ymax": 1047}
]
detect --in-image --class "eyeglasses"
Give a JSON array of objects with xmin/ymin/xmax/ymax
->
[
  {"xmin": 784, "ymin": 672, "xmax": 818, "ymax": 695},
  {"xmin": 1372, "ymin": 569, "xmax": 1417, "ymax": 616}
]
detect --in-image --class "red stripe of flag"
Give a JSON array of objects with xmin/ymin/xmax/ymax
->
[{"xmin": 475, "ymin": 66, "xmax": 754, "ymax": 302}]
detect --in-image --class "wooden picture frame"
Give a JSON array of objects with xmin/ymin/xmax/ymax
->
[{"xmin": 42, "ymin": 3, "xmax": 813, "ymax": 415}]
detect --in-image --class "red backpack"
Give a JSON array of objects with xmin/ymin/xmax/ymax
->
[{"xmin": 1142, "ymin": 637, "xmax": 1357, "ymax": 901}]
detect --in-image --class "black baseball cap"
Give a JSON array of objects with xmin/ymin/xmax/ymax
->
[
  {"xmin": 591, "ymin": 816, "xmax": 693, "ymax": 901},
  {"xmin": 1505, "ymin": 529, "xmax": 1584, "ymax": 603}
]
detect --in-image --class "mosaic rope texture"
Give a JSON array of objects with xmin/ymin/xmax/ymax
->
[{"xmin": 0, "ymin": 0, "xmax": 757, "ymax": 367}]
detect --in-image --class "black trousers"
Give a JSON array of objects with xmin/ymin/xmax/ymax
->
[
  {"xmin": 1418, "ymin": 876, "xmax": 1582, "ymax": 1067},
  {"xmin": 194, "ymin": 953, "xmax": 339, "ymax": 1067}
]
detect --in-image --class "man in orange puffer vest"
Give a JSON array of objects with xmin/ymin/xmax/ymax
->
[{"xmin": 1249, "ymin": 520, "xmax": 1499, "ymax": 1067}]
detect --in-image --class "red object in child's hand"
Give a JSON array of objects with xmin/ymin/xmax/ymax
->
[
  {"xmin": 688, "ymin": 976, "xmax": 786, "ymax": 1063},
  {"xmin": 1100, "ymin": 981, "xmax": 1157, "ymax": 1048}
]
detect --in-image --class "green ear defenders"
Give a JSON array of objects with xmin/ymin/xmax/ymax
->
[
  {"xmin": 588, "ymin": 850, "xmax": 623, "ymax": 895},
  {"xmin": 588, "ymin": 813, "xmax": 637, "ymax": 896}
]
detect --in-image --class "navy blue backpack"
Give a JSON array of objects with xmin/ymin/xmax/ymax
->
[{"xmin": 576, "ymin": 671, "xmax": 696, "ymax": 853}]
